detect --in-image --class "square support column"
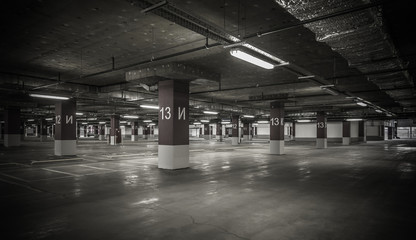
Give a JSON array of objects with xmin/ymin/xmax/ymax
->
[
  {"xmin": 270, "ymin": 102, "xmax": 284, "ymax": 155},
  {"xmin": 110, "ymin": 115, "xmax": 121, "ymax": 145},
  {"xmin": 359, "ymin": 120, "xmax": 367, "ymax": 143},
  {"xmin": 243, "ymin": 122, "xmax": 250, "ymax": 141},
  {"xmin": 158, "ymin": 80, "xmax": 189, "ymax": 170},
  {"xmin": 203, "ymin": 123, "xmax": 210, "ymax": 140},
  {"xmin": 99, "ymin": 125, "xmax": 105, "ymax": 140},
  {"xmin": 231, "ymin": 115, "xmax": 239, "ymax": 145},
  {"xmin": 4, "ymin": 108, "xmax": 21, "ymax": 147},
  {"xmin": 40, "ymin": 119, "xmax": 48, "ymax": 142},
  {"xmin": 387, "ymin": 126, "xmax": 393, "ymax": 140},
  {"xmin": 216, "ymin": 122, "xmax": 223, "ymax": 142},
  {"xmin": 131, "ymin": 121, "xmax": 139, "ymax": 141},
  {"xmin": 54, "ymin": 100, "xmax": 76, "ymax": 156},
  {"xmin": 316, "ymin": 111, "xmax": 327, "ymax": 149},
  {"xmin": 342, "ymin": 121, "xmax": 351, "ymax": 145}
]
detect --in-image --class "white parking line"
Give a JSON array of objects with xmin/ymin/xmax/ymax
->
[{"xmin": 41, "ymin": 168, "xmax": 81, "ymax": 177}]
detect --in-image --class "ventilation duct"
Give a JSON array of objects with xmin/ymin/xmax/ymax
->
[{"xmin": 275, "ymin": 0, "xmax": 413, "ymax": 103}]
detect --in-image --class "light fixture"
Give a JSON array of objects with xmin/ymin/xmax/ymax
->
[
  {"xmin": 193, "ymin": 122, "xmax": 202, "ymax": 125},
  {"xmin": 375, "ymin": 109, "xmax": 383, "ymax": 113},
  {"xmin": 356, "ymin": 102, "xmax": 367, "ymax": 107},
  {"xmin": 298, "ymin": 75, "xmax": 315, "ymax": 79},
  {"xmin": 140, "ymin": 104, "xmax": 159, "ymax": 109},
  {"xmin": 346, "ymin": 118, "xmax": 363, "ymax": 121},
  {"xmin": 143, "ymin": 120, "xmax": 153, "ymax": 123},
  {"xmin": 120, "ymin": 121, "xmax": 127, "ymax": 124},
  {"xmin": 221, "ymin": 120, "xmax": 230, "ymax": 124},
  {"xmin": 123, "ymin": 115, "xmax": 139, "ymax": 119},
  {"xmin": 230, "ymin": 49, "xmax": 274, "ymax": 69},
  {"xmin": 27, "ymin": 119, "xmax": 35, "ymax": 122},
  {"xmin": 82, "ymin": 122, "xmax": 88, "ymax": 125},
  {"xmin": 200, "ymin": 120, "xmax": 209, "ymax": 123},
  {"xmin": 257, "ymin": 120, "xmax": 269, "ymax": 124},
  {"xmin": 29, "ymin": 93, "xmax": 69, "ymax": 100},
  {"xmin": 87, "ymin": 118, "xmax": 97, "ymax": 121},
  {"xmin": 76, "ymin": 112, "xmax": 84, "ymax": 116},
  {"xmin": 320, "ymin": 85, "xmax": 339, "ymax": 96},
  {"xmin": 203, "ymin": 111, "xmax": 218, "ymax": 115},
  {"xmin": 242, "ymin": 115, "xmax": 255, "ymax": 118},
  {"xmin": 141, "ymin": 0, "xmax": 168, "ymax": 13},
  {"xmin": 99, "ymin": 122, "xmax": 106, "ymax": 124},
  {"xmin": 252, "ymin": 123, "xmax": 259, "ymax": 126},
  {"xmin": 45, "ymin": 118, "xmax": 53, "ymax": 121},
  {"xmin": 149, "ymin": 123, "xmax": 156, "ymax": 126},
  {"xmin": 297, "ymin": 119, "xmax": 312, "ymax": 123}
]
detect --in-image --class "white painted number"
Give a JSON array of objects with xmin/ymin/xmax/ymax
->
[
  {"xmin": 271, "ymin": 117, "xmax": 284, "ymax": 126},
  {"xmin": 160, "ymin": 107, "xmax": 171, "ymax": 120},
  {"xmin": 178, "ymin": 107, "xmax": 186, "ymax": 120},
  {"xmin": 317, "ymin": 122, "xmax": 327, "ymax": 128},
  {"xmin": 66, "ymin": 115, "xmax": 73, "ymax": 124},
  {"xmin": 56, "ymin": 115, "xmax": 61, "ymax": 124}
]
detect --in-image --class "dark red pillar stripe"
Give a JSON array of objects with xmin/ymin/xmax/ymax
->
[
  {"xmin": 270, "ymin": 101, "xmax": 284, "ymax": 141},
  {"xmin": 131, "ymin": 122, "xmax": 139, "ymax": 135},
  {"xmin": 232, "ymin": 115, "xmax": 239, "ymax": 138},
  {"xmin": 5, "ymin": 108, "xmax": 21, "ymax": 135},
  {"xmin": 55, "ymin": 100, "xmax": 76, "ymax": 140},
  {"xmin": 204, "ymin": 124, "xmax": 209, "ymax": 135},
  {"xmin": 216, "ymin": 123, "xmax": 222, "ymax": 135},
  {"xmin": 342, "ymin": 121, "xmax": 351, "ymax": 137},
  {"xmin": 110, "ymin": 115, "xmax": 121, "ymax": 143},
  {"xmin": 158, "ymin": 80, "xmax": 189, "ymax": 145},
  {"xmin": 358, "ymin": 121, "xmax": 365, "ymax": 137},
  {"xmin": 316, "ymin": 111, "xmax": 327, "ymax": 139}
]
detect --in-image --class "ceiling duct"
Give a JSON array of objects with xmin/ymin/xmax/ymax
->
[{"xmin": 275, "ymin": 0, "xmax": 414, "ymax": 106}]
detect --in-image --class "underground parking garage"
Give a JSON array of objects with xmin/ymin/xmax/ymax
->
[{"xmin": 1, "ymin": 0, "xmax": 416, "ymax": 239}]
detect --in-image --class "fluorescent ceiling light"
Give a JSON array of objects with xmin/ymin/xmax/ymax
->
[
  {"xmin": 123, "ymin": 115, "xmax": 139, "ymax": 119},
  {"xmin": 82, "ymin": 122, "xmax": 88, "ymax": 125},
  {"xmin": 120, "ymin": 121, "xmax": 127, "ymax": 124},
  {"xmin": 221, "ymin": 121, "xmax": 230, "ymax": 124},
  {"xmin": 356, "ymin": 102, "xmax": 367, "ymax": 107},
  {"xmin": 27, "ymin": 119, "xmax": 35, "ymax": 122},
  {"xmin": 242, "ymin": 115, "xmax": 255, "ymax": 118},
  {"xmin": 298, "ymin": 75, "xmax": 315, "ymax": 79},
  {"xmin": 148, "ymin": 123, "xmax": 156, "ymax": 126},
  {"xmin": 76, "ymin": 112, "xmax": 84, "ymax": 116},
  {"xmin": 200, "ymin": 120, "xmax": 209, "ymax": 123},
  {"xmin": 320, "ymin": 86, "xmax": 339, "ymax": 96},
  {"xmin": 297, "ymin": 119, "xmax": 312, "ymax": 123},
  {"xmin": 143, "ymin": 120, "xmax": 153, "ymax": 123},
  {"xmin": 194, "ymin": 122, "xmax": 201, "ymax": 125},
  {"xmin": 346, "ymin": 118, "xmax": 363, "ymax": 121},
  {"xmin": 99, "ymin": 122, "xmax": 106, "ymax": 124},
  {"xmin": 29, "ymin": 93, "xmax": 69, "ymax": 100},
  {"xmin": 257, "ymin": 120, "xmax": 269, "ymax": 124},
  {"xmin": 140, "ymin": 104, "xmax": 159, "ymax": 109},
  {"xmin": 203, "ymin": 111, "xmax": 218, "ymax": 115},
  {"xmin": 45, "ymin": 118, "xmax": 53, "ymax": 121},
  {"xmin": 230, "ymin": 49, "xmax": 274, "ymax": 70},
  {"xmin": 252, "ymin": 123, "xmax": 258, "ymax": 126},
  {"xmin": 87, "ymin": 118, "xmax": 97, "ymax": 121},
  {"xmin": 375, "ymin": 109, "xmax": 383, "ymax": 113}
]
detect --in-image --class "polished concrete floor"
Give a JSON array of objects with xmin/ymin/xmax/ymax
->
[{"xmin": 1, "ymin": 138, "xmax": 415, "ymax": 240}]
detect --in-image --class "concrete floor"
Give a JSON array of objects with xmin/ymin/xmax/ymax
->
[{"xmin": 1, "ymin": 138, "xmax": 415, "ymax": 240}]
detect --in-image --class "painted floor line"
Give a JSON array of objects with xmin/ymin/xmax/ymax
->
[
  {"xmin": 0, "ymin": 172, "xmax": 28, "ymax": 182},
  {"xmin": 78, "ymin": 165, "xmax": 115, "ymax": 171},
  {"xmin": 31, "ymin": 158, "xmax": 83, "ymax": 164},
  {"xmin": 108, "ymin": 153, "xmax": 147, "ymax": 158},
  {"xmin": 0, "ymin": 177, "xmax": 42, "ymax": 193},
  {"xmin": 41, "ymin": 168, "xmax": 81, "ymax": 177}
]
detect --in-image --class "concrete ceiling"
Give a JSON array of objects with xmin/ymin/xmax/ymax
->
[{"xmin": 1, "ymin": 0, "xmax": 415, "ymax": 123}]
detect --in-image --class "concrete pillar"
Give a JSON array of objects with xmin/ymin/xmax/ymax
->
[
  {"xmin": 231, "ymin": 115, "xmax": 239, "ymax": 145},
  {"xmin": 292, "ymin": 121, "xmax": 296, "ymax": 140},
  {"xmin": 4, "ymin": 108, "xmax": 21, "ymax": 147},
  {"xmin": 270, "ymin": 101, "xmax": 284, "ymax": 154},
  {"xmin": 0, "ymin": 121, "xmax": 4, "ymax": 140},
  {"xmin": 158, "ymin": 80, "xmax": 189, "ymax": 169},
  {"xmin": 110, "ymin": 115, "xmax": 121, "ymax": 145},
  {"xmin": 83, "ymin": 125, "xmax": 87, "ymax": 137},
  {"xmin": 316, "ymin": 111, "xmax": 327, "ymax": 149},
  {"xmin": 131, "ymin": 121, "xmax": 139, "ymax": 141},
  {"xmin": 99, "ymin": 125, "xmax": 105, "ymax": 140},
  {"xmin": 52, "ymin": 124, "xmax": 55, "ymax": 139},
  {"xmin": 203, "ymin": 124, "xmax": 210, "ymax": 140},
  {"xmin": 76, "ymin": 122, "xmax": 80, "ymax": 139},
  {"xmin": 143, "ymin": 126, "xmax": 149, "ymax": 139},
  {"xmin": 216, "ymin": 122, "xmax": 223, "ymax": 142},
  {"xmin": 243, "ymin": 122, "xmax": 250, "ymax": 141},
  {"xmin": 199, "ymin": 127, "xmax": 203, "ymax": 138},
  {"xmin": 94, "ymin": 125, "xmax": 99, "ymax": 138},
  {"xmin": 359, "ymin": 120, "xmax": 367, "ymax": 143},
  {"xmin": 387, "ymin": 126, "xmax": 393, "ymax": 140},
  {"xmin": 54, "ymin": 100, "xmax": 76, "ymax": 156},
  {"xmin": 40, "ymin": 118, "xmax": 47, "ymax": 142},
  {"xmin": 342, "ymin": 121, "xmax": 351, "ymax": 145}
]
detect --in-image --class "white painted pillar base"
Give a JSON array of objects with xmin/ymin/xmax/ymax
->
[
  {"xmin": 99, "ymin": 135, "xmax": 105, "ymax": 140},
  {"xmin": 243, "ymin": 135, "xmax": 250, "ymax": 141},
  {"xmin": 231, "ymin": 137, "xmax": 239, "ymax": 145},
  {"xmin": 158, "ymin": 145, "xmax": 189, "ymax": 169},
  {"xmin": 316, "ymin": 138, "xmax": 327, "ymax": 149},
  {"xmin": 270, "ymin": 140, "xmax": 284, "ymax": 155},
  {"xmin": 54, "ymin": 140, "xmax": 76, "ymax": 156},
  {"xmin": 4, "ymin": 134, "xmax": 21, "ymax": 147},
  {"xmin": 342, "ymin": 137, "xmax": 350, "ymax": 145},
  {"xmin": 110, "ymin": 136, "xmax": 117, "ymax": 145},
  {"xmin": 131, "ymin": 135, "xmax": 139, "ymax": 141}
]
